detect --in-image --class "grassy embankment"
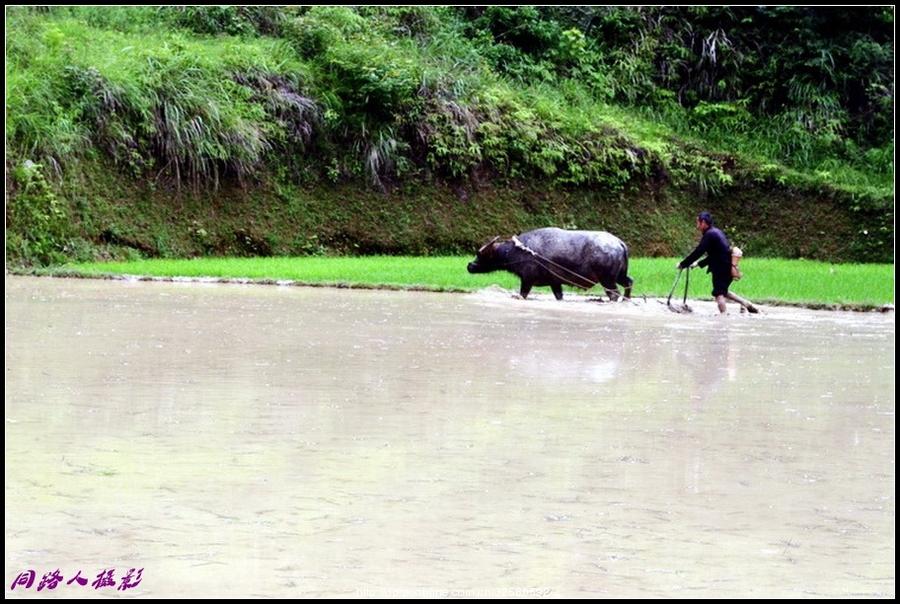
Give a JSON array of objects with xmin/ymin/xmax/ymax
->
[
  {"xmin": 5, "ymin": 7, "xmax": 894, "ymax": 268},
  {"xmin": 49, "ymin": 256, "xmax": 894, "ymax": 309}
]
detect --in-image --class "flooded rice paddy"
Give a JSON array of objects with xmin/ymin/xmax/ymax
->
[{"xmin": 5, "ymin": 276, "xmax": 895, "ymax": 597}]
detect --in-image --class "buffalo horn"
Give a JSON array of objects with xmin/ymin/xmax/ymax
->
[{"xmin": 478, "ymin": 236, "xmax": 501, "ymax": 254}]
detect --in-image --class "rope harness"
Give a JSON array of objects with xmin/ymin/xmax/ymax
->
[{"xmin": 480, "ymin": 236, "xmax": 761, "ymax": 312}]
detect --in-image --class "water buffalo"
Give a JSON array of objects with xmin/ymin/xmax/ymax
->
[{"xmin": 467, "ymin": 227, "xmax": 633, "ymax": 301}]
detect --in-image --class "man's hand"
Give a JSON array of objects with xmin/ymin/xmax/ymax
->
[{"xmin": 675, "ymin": 262, "xmax": 682, "ymax": 270}]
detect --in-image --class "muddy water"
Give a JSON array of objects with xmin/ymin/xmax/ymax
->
[{"xmin": 5, "ymin": 276, "xmax": 894, "ymax": 598}]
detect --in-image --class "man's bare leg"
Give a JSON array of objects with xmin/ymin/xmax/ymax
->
[
  {"xmin": 726, "ymin": 292, "xmax": 758, "ymax": 313},
  {"xmin": 715, "ymin": 294, "xmax": 728, "ymax": 313}
]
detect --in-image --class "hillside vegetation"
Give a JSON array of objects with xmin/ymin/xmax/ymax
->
[{"xmin": 5, "ymin": 6, "xmax": 894, "ymax": 266}]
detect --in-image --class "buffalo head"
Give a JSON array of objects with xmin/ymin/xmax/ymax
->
[{"xmin": 467, "ymin": 236, "xmax": 502, "ymax": 274}]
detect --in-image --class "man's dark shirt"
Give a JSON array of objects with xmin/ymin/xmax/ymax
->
[{"xmin": 679, "ymin": 226, "xmax": 731, "ymax": 278}]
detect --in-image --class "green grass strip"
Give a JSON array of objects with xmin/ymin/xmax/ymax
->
[{"xmin": 54, "ymin": 256, "xmax": 894, "ymax": 309}]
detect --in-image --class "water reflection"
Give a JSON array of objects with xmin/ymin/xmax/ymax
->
[{"xmin": 5, "ymin": 277, "xmax": 895, "ymax": 598}]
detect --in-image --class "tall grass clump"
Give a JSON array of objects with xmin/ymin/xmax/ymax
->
[{"xmin": 6, "ymin": 8, "xmax": 316, "ymax": 189}]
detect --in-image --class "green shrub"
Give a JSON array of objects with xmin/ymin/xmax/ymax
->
[
  {"xmin": 7, "ymin": 161, "xmax": 71, "ymax": 266},
  {"xmin": 167, "ymin": 6, "xmax": 287, "ymax": 37}
]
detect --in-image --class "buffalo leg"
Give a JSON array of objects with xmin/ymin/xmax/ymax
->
[
  {"xmin": 603, "ymin": 280, "xmax": 620, "ymax": 302},
  {"xmin": 617, "ymin": 275, "xmax": 634, "ymax": 299},
  {"xmin": 551, "ymin": 283, "xmax": 564, "ymax": 300},
  {"xmin": 519, "ymin": 281, "xmax": 533, "ymax": 300}
]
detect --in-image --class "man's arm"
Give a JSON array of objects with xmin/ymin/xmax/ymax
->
[{"xmin": 679, "ymin": 234, "xmax": 709, "ymax": 269}]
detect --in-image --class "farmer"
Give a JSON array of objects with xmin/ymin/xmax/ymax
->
[{"xmin": 677, "ymin": 211, "xmax": 758, "ymax": 314}]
